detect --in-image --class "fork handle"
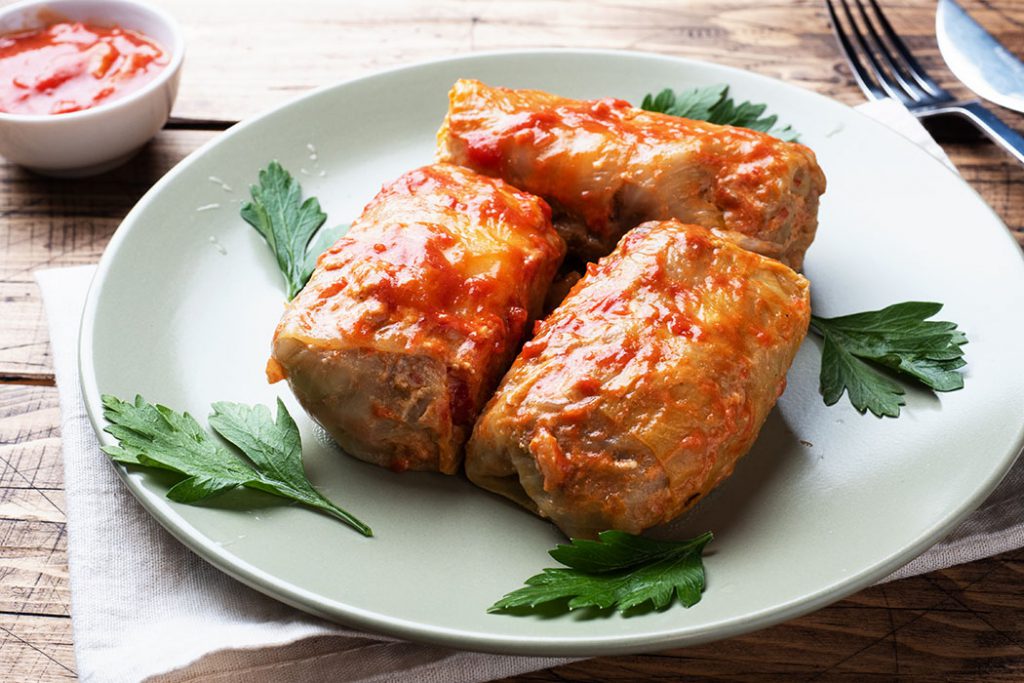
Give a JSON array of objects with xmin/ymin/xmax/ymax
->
[{"xmin": 925, "ymin": 101, "xmax": 1024, "ymax": 166}]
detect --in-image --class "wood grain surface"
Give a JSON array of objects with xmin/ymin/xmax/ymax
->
[{"xmin": 0, "ymin": 0, "xmax": 1022, "ymax": 680}]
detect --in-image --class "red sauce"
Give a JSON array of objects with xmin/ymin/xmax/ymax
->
[
  {"xmin": 575, "ymin": 377, "xmax": 602, "ymax": 396},
  {"xmin": 446, "ymin": 371, "xmax": 474, "ymax": 427},
  {"xmin": 0, "ymin": 22, "xmax": 168, "ymax": 115}
]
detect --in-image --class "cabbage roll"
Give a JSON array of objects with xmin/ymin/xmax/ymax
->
[
  {"xmin": 466, "ymin": 220, "xmax": 810, "ymax": 537},
  {"xmin": 437, "ymin": 79, "xmax": 826, "ymax": 268},
  {"xmin": 269, "ymin": 163, "xmax": 566, "ymax": 474}
]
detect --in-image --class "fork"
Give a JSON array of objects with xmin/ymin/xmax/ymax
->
[{"xmin": 825, "ymin": 0, "xmax": 1024, "ymax": 165}]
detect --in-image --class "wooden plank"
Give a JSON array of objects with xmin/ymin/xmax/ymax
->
[
  {"xmin": 0, "ymin": 283, "xmax": 54, "ymax": 383},
  {"xmin": 0, "ymin": 386, "xmax": 70, "ymax": 619},
  {"xmin": 0, "ymin": 613, "xmax": 75, "ymax": 682},
  {"xmin": 0, "ymin": 518, "xmax": 68, "ymax": 618},
  {"xmin": 0, "ymin": 384, "xmax": 62, "ymax": 491},
  {"xmin": 145, "ymin": 0, "xmax": 1023, "ymax": 121}
]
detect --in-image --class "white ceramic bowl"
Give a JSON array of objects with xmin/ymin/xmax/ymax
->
[{"xmin": 0, "ymin": 0, "xmax": 184, "ymax": 176}]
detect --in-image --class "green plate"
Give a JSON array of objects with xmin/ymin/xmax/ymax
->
[{"xmin": 79, "ymin": 50, "xmax": 1024, "ymax": 656}]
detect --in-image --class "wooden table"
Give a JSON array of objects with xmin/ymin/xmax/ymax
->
[{"xmin": 2, "ymin": 0, "xmax": 1023, "ymax": 680}]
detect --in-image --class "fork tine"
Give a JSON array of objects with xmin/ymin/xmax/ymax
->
[
  {"xmin": 835, "ymin": 0, "xmax": 914, "ymax": 104},
  {"xmin": 864, "ymin": 0, "xmax": 949, "ymax": 98},
  {"xmin": 852, "ymin": 0, "xmax": 931, "ymax": 102},
  {"xmin": 825, "ymin": 0, "xmax": 886, "ymax": 100}
]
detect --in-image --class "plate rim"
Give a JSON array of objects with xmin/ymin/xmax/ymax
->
[{"xmin": 78, "ymin": 47, "xmax": 1024, "ymax": 656}]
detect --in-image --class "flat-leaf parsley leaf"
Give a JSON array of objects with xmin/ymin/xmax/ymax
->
[
  {"xmin": 640, "ymin": 84, "xmax": 798, "ymax": 141},
  {"xmin": 810, "ymin": 302, "xmax": 967, "ymax": 418},
  {"xmin": 240, "ymin": 161, "xmax": 331, "ymax": 299},
  {"xmin": 490, "ymin": 530, "xmax": 712, "ymax": 614},
  {"xmin": 101, "ymin": 395, "xmax": 372, "ymax": 536}
]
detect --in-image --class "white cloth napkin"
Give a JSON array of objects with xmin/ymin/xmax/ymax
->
[{"xmin": 35, "ymin": 99, "xmax": 1014, "ymax": 682}]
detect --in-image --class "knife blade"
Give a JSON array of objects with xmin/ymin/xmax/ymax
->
[{"xmin": 936, "ymin": 0, "xmax": 1024, "ymax": 114}]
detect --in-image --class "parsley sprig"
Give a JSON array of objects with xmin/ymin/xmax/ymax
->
[
  {"xmin": 640, "ymin": 84, "xmax": 798, "ymax": 141},
  {"xmin": 241, "ymin": 161, "xmax": 347, "ymax": 299},
  {"xmin": 490, "ymin": 530, "xmax": 712, "ymax": 614},
  {"xmin": 101, "ymin": 395, "xmax": 372, "ymax": 536},
  {"xmin": 810, "ymin": 302, "xmax": 967, "ymax": 418}
]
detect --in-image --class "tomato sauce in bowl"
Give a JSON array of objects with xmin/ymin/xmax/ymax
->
[{"xmin": 0, "ymin": 21, "xmax": 168, "ymax": 115}]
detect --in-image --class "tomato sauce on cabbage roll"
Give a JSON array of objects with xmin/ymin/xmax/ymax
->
[
  {"xmin": 466, "ymin": 220, "xmax": 810, "ymax": 537},
  {"xmin": 437, "ymin": 79, "xmax": 826, "ymax": 269},
  {"xmin": 269, "ymin": 163, "xmax": 565, "ymax": 474}
]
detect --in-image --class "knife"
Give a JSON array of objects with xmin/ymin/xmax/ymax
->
[{"xmin": 936, "ymin": 0, "xmax": 1024, "ymax": 115}]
